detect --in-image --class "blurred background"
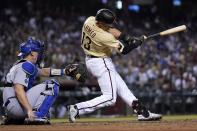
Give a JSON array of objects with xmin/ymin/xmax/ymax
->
[{"xmin": 0, "ymin": 0, "xmax": 197, "ymax": 118}]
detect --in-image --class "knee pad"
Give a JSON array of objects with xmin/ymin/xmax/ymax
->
[
  {"xmin": 42, "ymin": 79, "xmax": 59, "ymax": 96},
  {"xmin": 34, "ymin": 79, "xmax": 59, "ymax": 118},
  {"xmin": 132, "ymin": 100, "xmax": 149, "ymax": 117}
]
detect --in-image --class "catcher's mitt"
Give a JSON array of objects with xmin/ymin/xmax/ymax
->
[{"xmin": 65, "ymin": 63, "xmax": 88, "ymax": 83}]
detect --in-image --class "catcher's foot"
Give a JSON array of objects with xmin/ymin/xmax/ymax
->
[
  {"xmin": 68, "ymin": 105, "xmax": 78, "ymax": 123},
  {"xmin": 24, "ymin": 117, "xmax": 50, "ymax": 125},
  {"xmin": 1, "ymin": 116, "xmax": 24, "ymax": 125},
  {"xmin": 138, "ymin": 111, "xmax": 162, "ymax": 121}
]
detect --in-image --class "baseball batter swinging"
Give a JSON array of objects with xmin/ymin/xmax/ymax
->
[
  {"xmin": 2, "ymin": 38, "xmax": 86, "ymax": 125},
  {"xmin": 68, "ymin": 9, "xmax": 162, "ymax": 122}
]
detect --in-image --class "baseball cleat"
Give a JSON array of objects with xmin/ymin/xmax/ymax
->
[
  {"xmin": 1, "ymin": 116, "xmax": 24, "ymax": 125},
  {"xmin": 68, "ymin": 105, "xmax": 78, "ymax": 123},
  {"xmin": 138, "ymin": 111, "xmax": 162, "ymax": 121}
]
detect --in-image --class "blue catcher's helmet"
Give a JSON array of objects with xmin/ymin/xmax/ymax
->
[{"xmin": 18, "ymin": 37, "xmax": 45, "ymax": 65}]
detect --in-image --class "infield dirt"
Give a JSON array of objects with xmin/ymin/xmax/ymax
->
[{"xmin": 0, "ymin": 120, "xmax": 197, "ymax": 131}]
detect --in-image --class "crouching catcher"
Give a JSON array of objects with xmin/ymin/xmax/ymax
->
[{"xmin": 2, "ymin": 38, "xmax": 87, "ymax": 125}]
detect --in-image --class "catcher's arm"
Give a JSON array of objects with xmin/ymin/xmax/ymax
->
[
  {"xmin": 39, "ymin": 68, "xmax": 65, "ymax": 77},
  {"xmin": 14, "ymin": 84, "xmax": 35, "ymax": 120},
  {"xmin": 64, "ymin": 63, "xmax": 88, "ymax": 83},
  {"xmin": 39, "ymin": 63, "xmax": 88, "ymax": 83}
]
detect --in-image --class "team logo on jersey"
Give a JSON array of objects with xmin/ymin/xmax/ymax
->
[
  {"xmin": 26, "ymin": 74, "xmax": 29, "ymax": 78},
  {"xmin": 25, "ymin": 78, "xmax": 29, "ymax": 84}
]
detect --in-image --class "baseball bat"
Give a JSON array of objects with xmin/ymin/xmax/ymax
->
[{"xmin": 145, "ymin": 25, "xmax": 187, "ymax": 40}]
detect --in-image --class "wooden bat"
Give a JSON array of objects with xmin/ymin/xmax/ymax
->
[{"xmin": 145, "ymin": 25, "xmax": 187, "ymax": 40}]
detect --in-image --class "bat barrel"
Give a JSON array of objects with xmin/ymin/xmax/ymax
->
[
  {"xmin": 159, "ymin": 25, "xmax": 187, "ymax": 36},
  {"xmin": 145, "ymin": 25, "xmax": 187, "ymax": 40}
]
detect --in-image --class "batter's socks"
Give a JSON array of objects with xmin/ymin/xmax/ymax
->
[
  {"xmin": 132, "ymin": 100, "xmax": 150, "ymax": 118},
  {"xmin": 67, "ymin": 105, "xmax": 79, "ymax": 118}
]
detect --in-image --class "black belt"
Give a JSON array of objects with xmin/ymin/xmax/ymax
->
[
  {"xmin": 3, "ymin": 82, "xmax": 13, "ymax": 87},
  {"xmin": 86, "ymin": 55, "xmax": 99, "ymax": 58}
]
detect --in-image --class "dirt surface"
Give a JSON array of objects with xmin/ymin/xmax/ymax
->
[{"xmin": 1, "ymin": 120, "xmax": 197, "ymax": 131}]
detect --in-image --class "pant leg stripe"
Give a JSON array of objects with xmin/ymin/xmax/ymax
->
[{"xmin": 78, "ymin": 58, "xmax": 114, "ymax": 110}]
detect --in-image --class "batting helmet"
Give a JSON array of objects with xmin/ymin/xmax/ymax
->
[
  {"xmin": 18, "ymin": 37, "xmax": 45, "ymax": 65},
  {"xmin": 95, "ymin": 9, "xmax": 116, "ymax": 26}
]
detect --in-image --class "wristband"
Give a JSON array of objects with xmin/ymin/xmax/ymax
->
[{"xmin": 50, "ymin": 68, "xmax": 65, "ymax": 76}]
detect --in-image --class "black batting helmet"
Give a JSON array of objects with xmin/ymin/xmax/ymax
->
[{"xmin": 95, "ymin": 9, "xmax": 116, "ymax": 26}]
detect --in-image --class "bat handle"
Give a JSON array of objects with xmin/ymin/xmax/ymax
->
[{"xmin": 145, "ymin": 33, "xmax": 160, "ymax": 40}]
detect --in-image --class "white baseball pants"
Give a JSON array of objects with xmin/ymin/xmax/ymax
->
[{"xmin": 76, "ymin": 57, "xmax": 137, "ymax": 115}]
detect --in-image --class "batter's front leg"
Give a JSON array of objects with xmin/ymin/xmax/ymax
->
[
  {"xmin": 115, "ymin": 72, "xmax": 138, "ymax": 106},
  {"xmin": 115, "ymin": 73, "xmax": 162, "ymax": 121}
]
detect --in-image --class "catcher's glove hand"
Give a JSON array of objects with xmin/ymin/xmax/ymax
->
[{"xmin": 65, "ymin": 63, "xmax": 88, "ymax": 83}]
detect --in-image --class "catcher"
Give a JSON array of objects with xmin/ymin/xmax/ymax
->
[{"xmin": 2, "ymin": 38, "xmax": 87, "ymax": 125}]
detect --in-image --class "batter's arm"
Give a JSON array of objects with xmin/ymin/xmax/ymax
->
[
  {"xmin": 108, "ymin": 28, "xmax": 146, "ymax": 55},
  {"xmin": 108, "ymin": 28, "xmax": 121, "ymax": 39}
]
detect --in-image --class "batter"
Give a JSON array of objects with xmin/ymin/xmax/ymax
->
[{"xmin": 68, "ymin": 9, "xmax": 162, "ymax": 122}]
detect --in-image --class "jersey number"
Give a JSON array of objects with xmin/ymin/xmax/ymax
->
[{"xmin": 82, "ymin": 32, "xmax": 91, "ymax": 50}]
